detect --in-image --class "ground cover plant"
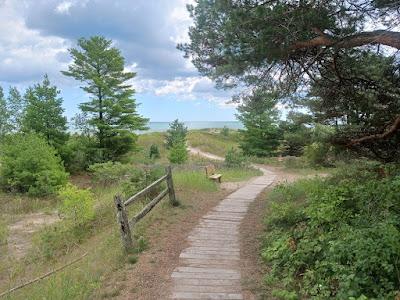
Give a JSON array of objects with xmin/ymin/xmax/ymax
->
[{"xmin": 262, "ymin": 161, "xmax": 400, "ymax": 299}]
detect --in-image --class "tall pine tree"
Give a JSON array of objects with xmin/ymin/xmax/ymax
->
[
  {"xmin": 23, "ymin": 75, "xmax": 68, "ymax": 150},
  {"xmin": 62, "ymin": 36, "xmax": 148, "ymax": 161}
]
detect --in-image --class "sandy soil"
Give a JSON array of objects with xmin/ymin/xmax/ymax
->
[{"xmin": 6, "ymin": 212, "xmax": 60, "ymax": 259}]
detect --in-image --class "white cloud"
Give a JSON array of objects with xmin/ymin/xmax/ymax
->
[
  {"xmin": 0, "ymin": 0, "xmax": 69, "ymax": 84},
  {"xmin": 55, "ymin": 1, "xmax": 73, "ymax": 14}
]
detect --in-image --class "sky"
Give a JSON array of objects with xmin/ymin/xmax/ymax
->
[{"xmin": 0, "ymin": 0, "xmax": 238, "ymax": 122}]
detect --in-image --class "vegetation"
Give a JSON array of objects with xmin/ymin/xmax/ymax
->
[
  {"xmin": 165, "ymin": 119, "xmax": 188, "ymax": 149},
  {"xmin": 62, "ymin": 36, "xmax": 148, "ymax": 161},
  {"xmin": 225, "ymin": 148, "xmax": 246, "ymax": 168},
  {"xmin": 187, "ymin": 129, "xmax": 240, "ymax": 157},
  {"xmin": 23, "ymin": 75, "xmax": 68, "ymax": 150},
  {"xmin": 149, "ymin": 144, "xmax": 160, "ymax": 159},
  {"xmin": 262, "ymin": 162, "xmax": 400, "ymax": 299},
  {"xmin": 180, "ymin": 0, "xmax": 400, "ymax": 161},
  {"xmin": 237, "ymin": 91, "xmax": 281, "ymax": 157},
  {"xmin": 168, "ymin": 142, "xmax": 188, "ymax": 164},
  {"xmin": 0, "ymin": 133, "xmax": 68, "ymax": 196},
  {"xmin": 166, "ymin": 120, "xmax": 188, "ymax": 164},
  {"xmin": 58, "ymin": 184, "xmax": 95, "ymax": 225}
]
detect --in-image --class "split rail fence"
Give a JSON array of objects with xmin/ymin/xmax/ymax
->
[{"xmin": 114, "ymin": 166, "xmax": 178, "ymax": 252}]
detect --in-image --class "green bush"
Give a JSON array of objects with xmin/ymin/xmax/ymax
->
[
  {"xmin": 122, "ymin": 166, "xmax": 165, "ymax": 198},
  {"xmin": 220, "ymin": 126, "xmax": 230, "ymax": 137},
  {"xmin": 168, "ymin": 142, "xmax": 188, "ymax": 164},
  {"xmin": 60, "ymin": 134, "xmax": 100, "ymax": 173},
  {"xmin": 149, "ymin": 144, "xmax": 160, "ymax": 159},
  {"xmin": 88, "ymin": 162, "xmax": 132, "ymax": 185},
  {"xmin": 225, "ymin": 148, "xmax": 246, "ymax": 167},
  {"xmin": 262, "ymin": 165, "xmax": 400, "ymax": 299},
  {"xmin": 58, "ymin": 184, "xmax": 95, "ymax": 225},
  {"xmin": 0, "ymin": 133, "xmax": 68, "ymax": 196},
  {"xmin": 303, "ymin": 142, "xmax": 330, "ymax": 167}
]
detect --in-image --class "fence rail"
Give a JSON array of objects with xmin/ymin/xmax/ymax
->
[{"xmin": 114, "ymin": 166, "xmax": 178, "ymax": 252}]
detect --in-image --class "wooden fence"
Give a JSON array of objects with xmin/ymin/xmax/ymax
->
[{"xmin": 114, "ymin": 166, "xmax": 178, "ymax": 252}]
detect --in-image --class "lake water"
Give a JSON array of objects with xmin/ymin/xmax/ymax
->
[{"xmin": 141, "ymin": 121, "xmax": 243, "ymax": 133}]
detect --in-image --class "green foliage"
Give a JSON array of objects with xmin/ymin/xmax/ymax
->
[
  {"xmin": 0, "ymin": 133, "xmax": 68, "ymax": 196},
  {"xmin": 122, "ymin": 166, "xmax": 165, "ymax": 198},
  {"xmin": 62, "ymin": 36, "xmax": 148, "ymax": 161},
  {"xmin": 262, "ymin": 163, "xmax": 400, "ymax": 299},
  {"xmin": 88, "ymin": 162, "xmax": 132, "ymax": 185},
  {"xmin": 220, "ymin": 126, "xmax": 229, "ymax": 137},
  {"xmin": 237, "ymin": 91, "xmax": 281, "ymax": 157},
  {"xmin": 0, "ymin": 86, "xmax": 25, "ymax": 136},
  {"xmin": 303, "ymin": 142, "xmax": 330, "ymax": 167},
  {"xmin": 60, "ymin": 134, "xmax": 100, "ymax": 173},
  {"xmin": 225, "ymin": 148, "xmax": 246, "ymax": 168},
  {"xmin": 168, "ymin": 142, "xmax": 188, "ymax": 164},
  {"xmin": 22, "ymin": 75, "xmax": 68, "ymax": 150},
  {"xmin": 149, "ymin": 144, "xmax": 160, "ymax": 159},
  {"xmin": 173, "ymin": 170, "xmax": 217, "ymax": 192},
  {"xmin": 58, "ymin": 184, "xmax": 95, "ymax": 225},
  {"xmin": 165, "ymin": 119, "xmax": 188, "ymax": 149}
]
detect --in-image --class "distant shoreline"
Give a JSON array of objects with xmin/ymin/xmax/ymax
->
[{"xmin": 139, "ymin": 121, "xmax": 243, "ymax": 133}]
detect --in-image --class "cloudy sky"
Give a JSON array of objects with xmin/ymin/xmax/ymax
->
[{"xmin": 0, "ymin": 0, "xmax": 238, "ymax": 122}]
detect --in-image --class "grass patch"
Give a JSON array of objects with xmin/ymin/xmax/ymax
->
[
  {"xmin": 188, "ymin": 129, "xmax": 240, "ymax": 157},
  {"xmin": 220, "ymin": 167, "xmax": 262, "ymax": 182}
]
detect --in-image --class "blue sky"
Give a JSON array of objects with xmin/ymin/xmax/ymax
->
[{"xmin": 0, "ymin": 0, "xmax": 238, "ymax": 122}]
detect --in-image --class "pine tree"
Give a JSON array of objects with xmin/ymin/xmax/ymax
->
[
  {"xmin": 23, "ymin": 75, "xmax": 68, "ymax": 149},
  {"xmin": 237, "ymin": 91, "xmax": 281, "ymax": 157},
  {"xmin": 62, "ymin": 36, "xmax": 148, "ymax": 160}
]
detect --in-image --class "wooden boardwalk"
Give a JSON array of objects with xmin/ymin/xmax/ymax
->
[{"xmin": 170, "ymin": 167, "xmax": 276, "ymax": 299}]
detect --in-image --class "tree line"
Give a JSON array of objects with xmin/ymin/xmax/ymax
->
[{"xmin": 0, "ymin": 36, "xmax": 148, "ymax": 195}]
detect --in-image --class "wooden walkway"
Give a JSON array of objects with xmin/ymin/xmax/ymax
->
[{"xmin": 170, "ymin": 167, "xmax": 276, "ymax": 299}]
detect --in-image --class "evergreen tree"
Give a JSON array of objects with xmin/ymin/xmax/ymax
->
[
  {"xmin": 237, "ymin": 91, "xmax": 281, "ymax": 157},
  {"xmin": 165, "ymin": 119, "xmax": 188, "ymax": 149},
  {"xmin": 62, "ymin": 36, "xmax": 148, "ymax": 161},
  {"xmin": 23, "ymin": 75, "xmax": 68, "ymax": 149}
]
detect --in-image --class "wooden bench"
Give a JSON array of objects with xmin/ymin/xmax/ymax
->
[{"xmin": 205, "ymin": 165, "xmax": 222, "ymax": 183}]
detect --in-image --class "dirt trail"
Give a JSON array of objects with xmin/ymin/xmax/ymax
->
[{"xmin": 187, "ymin": 147, "xmax": 224, "ymax": 161}]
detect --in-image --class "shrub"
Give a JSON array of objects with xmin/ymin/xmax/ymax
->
[
  {"xmin": 262, "ymin": 166, "xmax": 400, "ymax": 299},
  {"xmin": 168, "ymin": 142, "xmax": 188, "ymax": 164},
  {"xmin": 149, "ymin": 144, "xmax": 160, "ymax": 159},
  {"xmin": 122, "ymin": 166, "xmax": 165, "ymax": 198},
  {"xmin": 225, "ymin": 148, "xmax": 246, "ymax": 167},
  {"xmin": 220, "ymin": 126, "xmax": 230, "ymax": 137},
  {"xmin": 60, "ymin": 134, "xmax": 100, "ymax": 173},
  {"xmin": 58, "ymin": 184, "xmax": 95, "ymax": 225},
  {"xmin": 0, "ymin": 133, "xmax": 68, "ymax": 196},
  {"xmin": 303, "ymin": 142, "xmax": 330, "ymax": 167},
  {"xmin": 88, "ymin": 162, "xmax": 132, "ymax": 185}
]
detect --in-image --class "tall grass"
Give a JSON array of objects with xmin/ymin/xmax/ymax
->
[
  {"xmin": 187, "ymin": 130, "xmax": 240, "ymax": 157},
  {"xmin": 220, "ymin": 167, "xmax": 262, "ymax": 182},
  {"xmin": 174, "ymin": 170, "xmax": 218, "ymax": 192}
]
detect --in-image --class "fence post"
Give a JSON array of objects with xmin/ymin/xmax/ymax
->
[
  {"xmin": 114, "ymin": 194, "xmax": 134, "ymax": 252},
  {"xmin": 165, "ymin": 166, "xmax": 178, "ymax": 206}
]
